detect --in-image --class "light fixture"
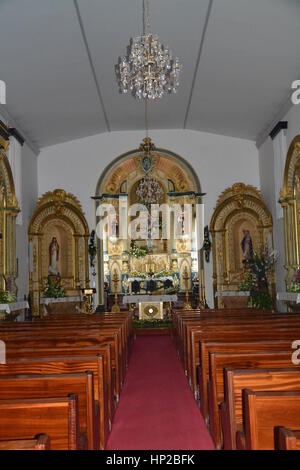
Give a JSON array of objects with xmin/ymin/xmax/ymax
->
[{"xmin": 116, "ymin": 0, "xmax": 181, "ymax": 100}]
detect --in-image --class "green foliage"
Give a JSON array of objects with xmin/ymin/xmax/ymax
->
[
  {"xmin": 247, "ymin": 288, "xmax": 272, "ymax": 310},
  {"xmin": 42, "ymin": 278, "xmax": 66, "ymax": 299},
  {"xmin": 130, "ymin": 240, "xmax": 149, "ymax": 259},
  {"xmin": 153, "ymin": 269, "xmax": 172, "ymax": 278},
  {"xmin": 238, "ymin": 274, "xmax": 254, "ymax": 292},
  {"xmin": 133, "ymin": 319, "xmax": 172, "ymax": 329},
  {"xmin": 129, "ymin": 271, "xmax": 147, "ymax": 279},
  {"xmin": 287, "ymin": 282, "xmax": 300, "ymax": 293},
  {"xmin": 0, "ymin": 290, "xmax": 16, "ymax": 304}
]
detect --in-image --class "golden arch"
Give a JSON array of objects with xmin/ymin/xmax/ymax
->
[
  {"xmin": 28, "ymin": 189, "xmax": 90, "ymax": 315},
  {"xmin": 0, "ymin": 124, "xmax": 19, "ymax": 293},
  {"xmin": 210, "ymin": 183, "xmax": 274, "ymax": 307},
  {"xmin": 94, "ymin": 138, "xmax": 204, "ymax": 306},
  {"xmin": 280, "ymin": 135, "xmax": 300, "ymax": 283}
]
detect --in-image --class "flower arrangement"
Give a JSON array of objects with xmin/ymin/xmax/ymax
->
[
  {"xmin": 287, "ymin": 269, "xmax": 300, "ymax": 293},
  {"xmin": 153, "ymin": 269, "xmax": 172, "ymax": 278},
  {"xmin": 130, "ymin": 240, "xmax": 149, "ymax": 259},
  {"xmin": 128, "ymin": 271, "xmax": 147, "ymax": 279},
  {"xmin": 0, "ymin": 290, "xmax": 16, "ymax": 304},
  {"xmin": 42, "ymin": 278, "xmax": 66, "ymax": 299},
  {"xmin": 238, "ymin": 273, "xmax": 253, "ymax": 292},
  {"xmin": 238, "ymin": 247, "xmax": 277, "ymax": 309}
]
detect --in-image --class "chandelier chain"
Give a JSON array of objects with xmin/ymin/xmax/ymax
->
[{"xmin": 146, "ymin": 0, "xmax": 150, "ymax": 36}]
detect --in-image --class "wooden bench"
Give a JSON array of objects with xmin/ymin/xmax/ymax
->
[
  {"xmin": 0, "ymin": 372, "xmax": 96, "ymax": 450},
  {"xmin": 274, "ymin": 427, "xmax": 300, "ymax": 450},
  {"xmin": 208, "ymin": 350, "xmax": 296, "ymax": 449},
  {"xmin": 220, "ymin": 369, "xmax": 300, "ymax": 450},
  {"xmin": 236, "ymin": 391, "xmax": 300, "ymax": 450},
  {"xmin": 0, "ymin": 434, "xmax": 50, "ymax": 450},
  {"xmin": 0, "ymin": 396, "xmax": 79, "ymax": 450},
  {"xmin": 5, "ymin": 344, "xmax": 115, "ymax": 425},
  {"xmin": 0, "ymin": 356, "xmax": 108, "ymax": 449}
]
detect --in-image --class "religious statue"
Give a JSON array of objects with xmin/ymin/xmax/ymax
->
[
  {"xmin": 241, "ymin": 229, "xmax": 253, "ymax": 261},
  {"xmin": 48, "ymin": 237, "xmax": 59, "ymax": 275}
]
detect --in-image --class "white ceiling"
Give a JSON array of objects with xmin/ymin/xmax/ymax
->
[{"xmin": 0, "ymin": 0, "xmax": 299, "ymax": 151}]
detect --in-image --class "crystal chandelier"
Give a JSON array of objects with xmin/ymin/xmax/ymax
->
[{"xmin": 116, "ymin": 0, "xmax": 181, "ymax": 100}]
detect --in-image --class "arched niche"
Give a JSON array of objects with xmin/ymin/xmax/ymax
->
[
  {"xmin": 28, "ymin": 189, "xmax": 89, "ymax": 315},
  {"xmin": 210, "ymin": 183, "xmax": 274, "ymax": 307},
  {"xmin": 280, "ymin": 135, "xmax": 300, "ymax": 283},
  {"xmin": 0, "ymin": 124, "xmax": 19, "ymax": 294},
  {"xmin": 94, "ymin": 137, "xmax": 205, "ymax": 307}
]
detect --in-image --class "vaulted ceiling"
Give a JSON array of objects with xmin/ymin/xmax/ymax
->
[{"xmin": 0, "ymin": 0, "xmax": 299, "ymax": 151}]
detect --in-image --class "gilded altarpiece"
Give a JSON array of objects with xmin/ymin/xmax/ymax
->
[
  {"xmin": 210, "ymin": 183, "xmax": 274, "ymax": 307},
  {"xmin": 0, "ymin": 123, "xmax": 19, "ymax": 295},
  {"xmin": 28, "ymin": 189, "xmax": 89, "ymax": 315},
  {"xmin": 95, "ymin": 138, "xmax": 205, "ymax": 307},
  {"xmin": 280, "ymin": 135, "xmax": 300, "ymax": 284}
]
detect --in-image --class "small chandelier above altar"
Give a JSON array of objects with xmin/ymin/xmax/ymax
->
[{"xmin": 116, "ymin": 0, "xmax": 181, "ymax": 100}]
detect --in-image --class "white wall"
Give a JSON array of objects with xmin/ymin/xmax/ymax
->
[
  {"xmin": 258, "ymin": 103, "xmax": 300, "ymax": 309},
  {"xmin": 38, "ymin": 129, "xmax": 260, "ymax": 307},
  {"xmin": 16, "ymin": 143, "xmax": 38, "ymax": 299}
]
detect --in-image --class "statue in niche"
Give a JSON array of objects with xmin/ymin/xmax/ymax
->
[
  {"xmin": 241, "ymin": 229, "xmax": 253, "ymax": 261},
  {"xmin": 48, "ymin": 237, "xmax": 60, "ymax": 275}
]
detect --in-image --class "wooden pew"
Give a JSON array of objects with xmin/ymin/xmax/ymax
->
[
  {"xmin": 190, "ymin": 320, "xmax": 300, "ymax": 398},
  {"xmin": 0, "ymin": 434, "xmax": 50, "ymax": 450},
  {"xmin": 220, "ymin": 369, "xmax": 300, "ymax": 450},
  {"xmin": 4, "ymin": 331, "xmax": 122, "ymax": 401},
  {"xmin": 0, "ymin": 396, "xmax": 79, "ymax": 450},
  {"xmin": 208, "ymin": 350, "xmax": 296, "ymax": 449},
  {"xmin": 0, "ymin": 356, "xmax": 108, "ymax": 449},
  {"xmin": 236, "ymin": 391, "xmax": 300, "ymax": 450},
  {"xmin": 274, "ymin": 427, "xmax": 300, "ymax": 450},
  {"xmin": 6, "ymin": 344, "xmax": 115, "ymax": 425},
  {"xmin": 0, "ymin": 372, "xmax": 97, "ymax": 450}
]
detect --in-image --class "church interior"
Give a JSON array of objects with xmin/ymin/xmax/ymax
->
[{"xmin": 0, "ymin": 0, "xmax": 300, "ymax": 453}]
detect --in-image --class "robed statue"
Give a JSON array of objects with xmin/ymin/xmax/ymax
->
[
  {"xmin": 48, "ymin": 237, "xmax": 59, "ymax": 275},
  {"xmin": 241, "ymin": 229, "xmax": 253, "ymax": 261}
]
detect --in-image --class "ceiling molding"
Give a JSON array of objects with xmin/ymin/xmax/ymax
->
[
  {"xmin": 256, "ymin": 92, "xmax": 294, "ymax": 149},
  {"xmin": 73, "ymin": 0, "xmax": 111, "ymax": 133},
  {"xmin": 0, "ymin": 104, "xmax": 40, "ymax": 155},
  {"xmin": 183, "ymin": 0, "xmax": 214, "ymax": 129}
]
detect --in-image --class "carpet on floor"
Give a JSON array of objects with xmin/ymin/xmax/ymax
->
[{"xmin": 106, "ymin": 335, "xmax": 215, "ymax": 450}]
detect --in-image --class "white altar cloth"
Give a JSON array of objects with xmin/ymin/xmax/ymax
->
[
  {"xmin": 123, "ymin": 294, "xmax": 178, "ymax": 305},
  {"xmin": 215, "ymin": 291, "xmax": 250, "ymax": 297},
  {"xmin": 40, "ymin": 296, "xmax": 81, "ymax": 306},
  {"xmin": 0, "ymin": 301, "xmax": 29, "ymax": 314},
  {"xmin": 277, "ymin": 292, "xmax": 300, "ymax": 304}
]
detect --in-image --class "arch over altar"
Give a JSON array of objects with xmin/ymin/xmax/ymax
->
[
  {"xmin": 0, "ymin": 122, "xmax": 19, "ymax": 295},
  {"xmin": 280, "ymin": 135, "xmax": 300, "ymax": 285},
  {"xmin": 210, "ymin": 183, "xmax": 274, "ymax": 307},
  {"xmin": 94, "ymin": 138, "xmax": 205, "ymax": 308},
  {"xmin": 28, "ymin": 189, "xmax": 90, "ymax": 315}
]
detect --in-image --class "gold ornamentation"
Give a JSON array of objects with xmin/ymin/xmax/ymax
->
[
  {"xmin": 28, "ymin": 189, "xmax": 89, "ymax": 316},
  {"xmin": 0, "ymin": 134, "xmax": 19, "ymax": 294},
  {"xmin": 182, "ymin": 265, "xmax": 192, "ymax": 310},
  {"xmin": 280, "ymin": 136, "xmax": 300, "ymax": 284},
  {"xmin": 210, "ymin": 182, "xmax": 274, "ymax": 307}
]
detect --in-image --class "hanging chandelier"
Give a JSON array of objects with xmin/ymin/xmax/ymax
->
[{"xmin": 116, "ymin": 0, "xmax": 181, "ymax": 100}]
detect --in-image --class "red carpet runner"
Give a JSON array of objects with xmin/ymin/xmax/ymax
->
[{"xmin": 106, "ymin": 335, "xmax": 215, "ymax": 450}]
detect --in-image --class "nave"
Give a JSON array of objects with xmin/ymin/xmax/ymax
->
[{"xmin": 106, "ymin": 335, "xmax": 214, "ymax": 450}]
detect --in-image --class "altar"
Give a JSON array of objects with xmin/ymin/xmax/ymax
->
[{"xmin": 123, "ymin": 294, "xmax": 177, "ymax": 320}]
